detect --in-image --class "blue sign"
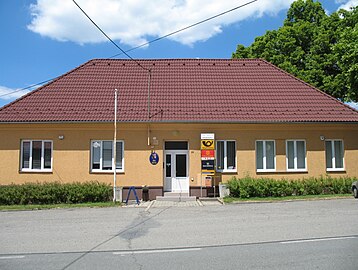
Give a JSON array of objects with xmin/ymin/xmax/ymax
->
[{"xmin": 149, "ymin": 152, "xmax": 159, "ymax": 165}]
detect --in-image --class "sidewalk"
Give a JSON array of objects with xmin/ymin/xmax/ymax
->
[{"xmin": 123, "ymin": 198, "xmax": 223, "ymax": 208}]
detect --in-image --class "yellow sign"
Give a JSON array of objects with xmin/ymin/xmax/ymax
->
[{"xmin": 201, "ymin": 140, "xmax": 214, "ymax": 150}]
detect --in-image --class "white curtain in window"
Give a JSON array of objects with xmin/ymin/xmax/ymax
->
[
  {"xmin": 297, "ymin": 141, "xmax": 306, "ymax": 169},
  {"xmin": 227, "ymin": 141, "xmax": 236, "ymax": 169},
  {"xmin": 334, "ymin": 141, "xmax": 343, "ymax": 168},
  {"xmin": 32, "ymin": 141, "xmax": 42, "ymax": 169},
  {"xmin": 256, "ymin": 141, "xmax": 263, "ymax": 170},
  {"xmin": 266, "ymin": 141, "xmax": 275, "ymax": 170},
  {"xmin": 116, "ymin": 141, "xmax": 123, "ymax": 170},
  {"xmin": 287, "ymin": 141, "xmax": 295, "ymax": 169},
  {"xmin": 22, "ymin": 141, "xmax": 31, "ymax": 169},
  {"xmin": 102, "ymin": 141, "xmax": 112, "ymax": 170}
]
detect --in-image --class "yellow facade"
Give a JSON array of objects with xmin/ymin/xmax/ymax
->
[{"xmin": 0, "ymin": 122, "xmax": 357, "ymax": 186}]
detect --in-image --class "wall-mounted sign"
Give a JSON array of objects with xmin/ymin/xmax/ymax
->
[
  {"xmin": 149, "ymin": 151, "xmax": 159, "ymax": 165},
  {"xmin": 201, "ymin": 160, "xmax": 215, "ymax": 172},
  {"xmin": 205, "ymin": 176, "xmax": 212, "ymax": 187},
  {"xmin": 201, "ymin": 133, "xmax": 215, "ymax": 140},
  {"xmin": 201, "ymin": 140, "xmax": 214, "ymax": 150},
  {"xmin": 201, "ymin": 150, "xmax": 215, "ymax": 160}
]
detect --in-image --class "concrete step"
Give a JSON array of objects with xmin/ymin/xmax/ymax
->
[
  {"xmin": 199, "ymin": 197, "xmax": 220, "ymax": 201},
  {"xmin": 156, "ymin": 195, "xmax": 197, "ymax": 202},
  {"xmin": 163, "ymin": 192, "xmax": 189, "ymax": 197}
]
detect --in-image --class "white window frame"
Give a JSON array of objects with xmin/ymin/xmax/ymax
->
[
  {"xmin": 20, "ymin": 140, "xmax": 53, "ymax": 172},
  {"xmin": 325, "ymin": 139, "xmax": 345, "ymax": 172},
  {"xmin": 216, "ymin": 140, "xmax": 237, "ymax": 173},
  {"xmin": 90, "ymin": 140, "xmax": 124, "ymax": 173},
  {"xmin": 256, "ymin": 140, "xmax": 276, "ymax": 172},
  {"xmin": 286, "ymin": 140, "xmax": 307, "ymax": 172}
]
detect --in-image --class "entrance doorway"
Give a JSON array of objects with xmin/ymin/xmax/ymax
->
[{"xmin": 164, "ymin": 141, "xmax": 189, "ymax": 193}]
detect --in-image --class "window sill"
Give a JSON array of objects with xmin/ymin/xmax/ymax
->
[
  {"xmin": 286, "ymin": 169, "xmax": 308, "ymax": 173},
  {"xmin": 91, "ymin": 170, "xmax": 124, "ymax": 174},
  {"xmin": 326, "ymin": 169, "xmax": 346, "ymax": 173},
  {"xmin": 256, "ymin": 169, "xmax": 276, "ymax": 173},
  {"xmin": 257, "ymin": 170, "xmax": 308, "ymax": 174},
  {"xmin": 20, "ymin": 169, "xmax": 52, "ymax": 173}
]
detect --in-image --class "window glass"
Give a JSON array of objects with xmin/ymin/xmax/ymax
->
[
  {"xmin": 32, "ymin": 141, "xmax": 42, "ymax": 170},
  {"xmin": 22, "ymin": 141, "xmax": 30, "ymax": 169},
  {"xmin": 166, "ymin": 154, "xmax": 171, "ymax": 177},
  {"xmin": 91, "ymin": 140, "xmax": 124, "ymax": 172},
  {"xmin": 21, "ymin": 140, "xmax": 52, "ymax": 171},
  {"xmin": 176, "ymin": 154, "xmax": 187, "ymax": 177},
  {"xmin": 256, "ymin": 141, "xmax": 263, "ymax": 170},
  {"xmin": 44, "ymin": 142, "xmax": 52, "ymax": 169},
  {"xmin": 102, "ymin": 141, "xmax": 112, "ymax": 170},
  {"xmin": 216, "ymin": 141, "xmax": 224, "ymax": 170},
  {"xmin": 325, "ymin": 141, "xmax": 333, "ymax": 168},
  {"xmin": 115, "ymin": 141, "xmax": 123, "ymax": 170},
  {"xmin": 334, "ymin": 141, "xmax": 343, "ymax": 169},
  {"xmin": 165, "ymin": 141, "xmax": 188, "ymax": 150},
  {"xmin": 297, "ymin": 141, "xmax": 305, "ymax": 169},
  {"xmin": 287, "ymin": 141, "xmax": 294, "ymax": 169},
  {"xmin": 216, "ymin": 141, "xmax": 236, "ymax": 171},
  {"xmin": 92, "ymin": 141, "xmax": 101, "ymax": 170},
  {"xmin": 266, "ymin": 141, "xmax": 275, "ymax": 170},
  {"xmin": 227, "ymin": 141, "xmax": 236, "ymax": 169}
]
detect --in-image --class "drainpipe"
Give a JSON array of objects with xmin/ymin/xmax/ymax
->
[{"xmin": 113, "ymin": 89, "xmax": 118, "ymax": 202}]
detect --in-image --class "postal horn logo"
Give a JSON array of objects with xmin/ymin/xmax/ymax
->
[{"xmin": 202, "ymin": 140, "xmax": 213, "ymax": 147}]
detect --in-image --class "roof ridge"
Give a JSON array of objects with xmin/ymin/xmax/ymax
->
[
  {"xmin": 0, "ymin": 60, "xmax": 94, "ymax": 111},
  {"xmin": 259, "ymin": 59, "xmax": 358, "ymax": 114},
  {"xmin": 90, "ymin": 58, "xmax": 262, "ymax": 62}
]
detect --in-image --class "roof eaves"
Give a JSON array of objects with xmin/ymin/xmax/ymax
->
[{"xmin": 1, "ymin": 120, "xmax": 358, "ymax": 124}]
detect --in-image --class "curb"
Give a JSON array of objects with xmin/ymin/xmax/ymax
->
[{"xmin": 226, "ymin": 196, "xmax": 353, "ymax": 205}]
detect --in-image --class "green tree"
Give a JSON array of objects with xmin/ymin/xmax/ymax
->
[{"xmin": 232, "ymin": 0, "xmax": 358, "ymax": 101}]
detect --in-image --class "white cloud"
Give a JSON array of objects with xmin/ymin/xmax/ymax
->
[
  {"xmin": 27, "ymin": 0, "xmax": 295, "ymax": 47},
  {"xmin": 336, "ymin": 0, "xmax": 358, "ymax": 10},
  {"xmin": 0, "ymin": 86, "xmax": 30, "ymax": 101}
]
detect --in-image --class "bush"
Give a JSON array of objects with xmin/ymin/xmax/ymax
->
[
  {"xmin": 0, "ymin": 182, "xmax": 112, "ymax": 205},
  {"xmin": 226, "ymin": 176, "xmax": 355, "ymax": 199}
]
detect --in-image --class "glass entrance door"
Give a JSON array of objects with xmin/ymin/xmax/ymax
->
[{"xmin": 164, "ymin": 151, "xmax": 189, "ymax": 192}]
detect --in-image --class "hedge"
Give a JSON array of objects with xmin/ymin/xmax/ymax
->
[
  {"xmin": 226, "ymin": 176, "xmax": 355, "ymax": 199},
  {"xmin": 0, "ymin": 181, "xmax": 112, "ymax": 205}
]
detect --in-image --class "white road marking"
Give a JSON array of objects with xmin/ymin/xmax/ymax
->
[
  {"xmin": 0, "ymin": 255, "xmax": 25, "ymax": 260},
  {"xmin": 114, "ymin": 247, "xmax": 201, "ymax": 256},
  {"xmin": 280, "ymin": 236, "xmax": 356, "ymax": 244}
]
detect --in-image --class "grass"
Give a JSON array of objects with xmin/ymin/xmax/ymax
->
[
  {"xmin": 0, "ymin": 201, "xmax": 121, "ymax": 211},
  {"xmin": 223, "ymin": 194, "xmax": 353, "ymax": 203}
]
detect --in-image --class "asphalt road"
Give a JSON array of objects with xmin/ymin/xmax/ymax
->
[{"xmin": 1, "ymin": 199, "xmax": 357, "ymax": 269}]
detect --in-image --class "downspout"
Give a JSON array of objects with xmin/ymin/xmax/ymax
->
[{"xmin": 147, "ymin": 69, "xmax": 152, "ymax": 146}]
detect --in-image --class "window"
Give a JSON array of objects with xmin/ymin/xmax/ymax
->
[
  {"xmin": 21, "ymin": 140, "xmax": 52, "ymax": 171},
  {"xmin": 91, "ymin": 140, "xmax": 124, "ymax": 172},
  {"xmin": 256, "ymin": 140, "xmax": 275, "ymax": 171},
  {"xmin": 325, "ymin": 140, "xmax": 344, "ymax": 171},
  {"xmin": 216, "ymin": 140, "xmax": 236, "ymax": 172},
  {"xmin": 286, "ymin": 140, "xmax": 306, "ymax": 171}
]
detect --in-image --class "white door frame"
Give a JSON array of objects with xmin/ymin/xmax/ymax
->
[{"xmin": 164, "ymin": 149, "xmax": 189, "ymax": 193}]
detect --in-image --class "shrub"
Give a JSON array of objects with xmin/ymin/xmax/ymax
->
[
  {"xmin": 0, "ymin": 181, "xmax": 112, "ymax": 205},
  {"xmin": 226, "ymin": 176, "xmax": 355, "ymax": 199}
]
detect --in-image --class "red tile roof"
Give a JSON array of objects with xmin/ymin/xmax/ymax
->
[{"xmin": 1, "ymin": 59, "xmax": 357, "ymax": 123}]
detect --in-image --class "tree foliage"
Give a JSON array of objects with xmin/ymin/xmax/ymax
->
[{"xmin": 232, "ymin": 0, "xmax": 358, "ymax": 101}]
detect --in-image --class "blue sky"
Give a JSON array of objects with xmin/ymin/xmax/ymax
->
[{"xmin": 0, "ymin": 0, "xmax": 357, "ymax": 109}]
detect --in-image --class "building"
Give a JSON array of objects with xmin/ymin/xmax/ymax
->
[{"xmin": 0, "ymin": 59, "xmax": 357, "ymax": 200}]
